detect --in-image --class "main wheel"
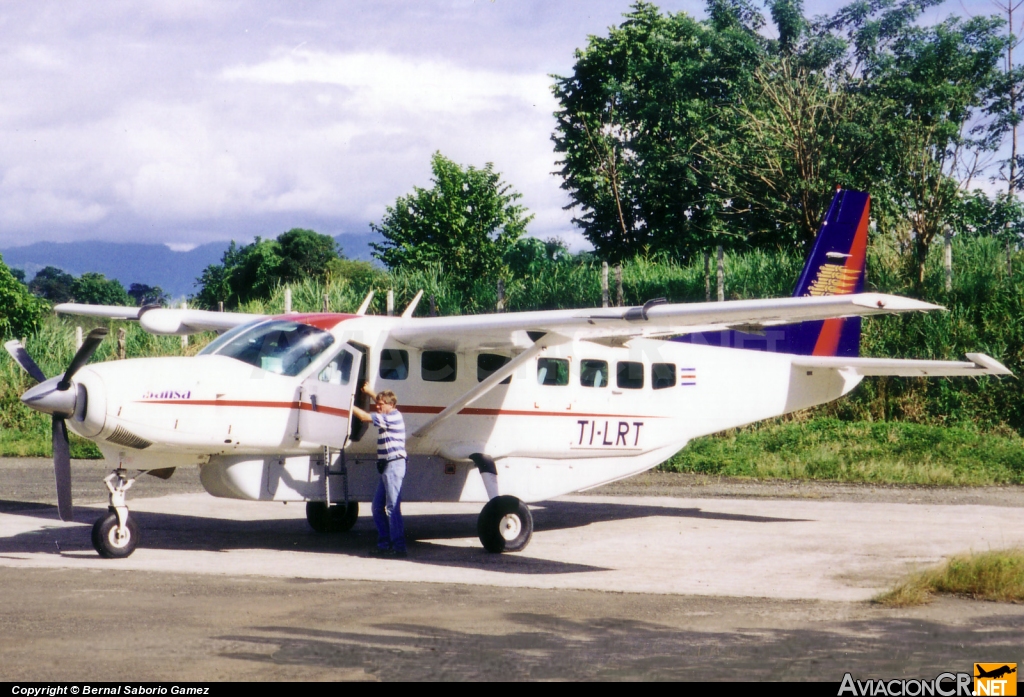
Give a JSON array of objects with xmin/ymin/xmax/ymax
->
[
  {"xmin": 477, "ymin": 495, "xmax": 533, "ymax": 553},
  {"xmin": 306, "ymin": 501, "xmax": 360, "ymax": 533},
  {"xmin": 91, "ymin": 511, "xmax": 139, "ymax": 559}
]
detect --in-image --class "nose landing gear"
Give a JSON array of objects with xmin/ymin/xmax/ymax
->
[{"xmin": 91, "ymin": 470, "xmax": 139, "ymax": 558}]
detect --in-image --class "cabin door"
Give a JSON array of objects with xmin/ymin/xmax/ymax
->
[{"xmin": 298, "ymin": 342, "xmax": 362, "ymax": 449}]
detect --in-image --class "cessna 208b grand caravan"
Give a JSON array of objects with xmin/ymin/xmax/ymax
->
[{"xmin": 5, "ymin": 189, "xmax": 1011, "ymax": 558}]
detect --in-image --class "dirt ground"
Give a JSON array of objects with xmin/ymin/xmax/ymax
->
[{"xmin": 1, "ymin": 459, "xmax": 1022, "ymax": 682}]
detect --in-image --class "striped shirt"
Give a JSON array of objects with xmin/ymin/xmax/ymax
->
[{"xmin": 371, "ymin": 410, "xmax": 406, "ymax": 461}]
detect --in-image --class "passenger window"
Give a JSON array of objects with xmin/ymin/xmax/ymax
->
[
  {"xmin": 422, "ymin": 350, "xmax": 457, "ymax": 382},
  {"xmin": 580, "ymin": 359, "xmax": 609, "ymax": 388},
  {"xmin": 318, "ymin": 350, "xmax": 353, "ymax": 385},
  {"xmin": 652, "ymin": 363, "xmax": 676, "ymax": 390},
  {"xmin": 379, "ymin": 349, "xmax": 409, "ymax": 380},
  {"xmin": 617, "ymin": 361, "xmax": 644, "ymax": 389},
  {"xmin": 478, "ymin": 353, "xmax": 512, "ymax": 384},
  {"xmin": 537, "ymin": 358, "xmax": 569, "ymax": 386}
]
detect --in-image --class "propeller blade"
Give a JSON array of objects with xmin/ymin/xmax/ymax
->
[
  {"xmin": 4, "ymin": 340, "xmax": 47, "ymax": 384},
  {"xmin": 58, "ymin": 328, "xmax": 108, "ymax": 390},
  {"xmin": 52, "ymin": 417, "xmax": 73, "ymax": 522}
]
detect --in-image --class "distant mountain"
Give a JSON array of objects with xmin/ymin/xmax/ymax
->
[{"xmin": 0, "ymin": 232, "xmax": 382, "ymax": 299}]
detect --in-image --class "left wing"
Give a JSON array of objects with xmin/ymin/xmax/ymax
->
[
  {"xmin": 388, "ymin": 293, "xmax": 940, "ymax": 351},
  {"xmin": 54, "ymin": 304, "xmax": 263, "ymax": 335}
]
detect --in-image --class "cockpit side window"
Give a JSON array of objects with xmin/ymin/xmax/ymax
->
[{"xmin": 203, "ymin": 319, "xmax": 336, "ymax": 376}]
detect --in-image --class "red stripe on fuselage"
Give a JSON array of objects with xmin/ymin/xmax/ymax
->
[{"xmin": 137, "ymin": 399, "xmax": 663, "ymax": 420}]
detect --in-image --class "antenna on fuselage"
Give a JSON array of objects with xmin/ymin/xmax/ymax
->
[
  {"xmin": 355, "ymin": 290, "xmax": 375, "ymax": 315},
  {"xmin": 401, "ymin": 290, "xmax": 424, "ymax": 318}
]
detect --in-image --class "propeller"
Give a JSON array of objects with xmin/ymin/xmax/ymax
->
[{"xmin": 4, "ymin": 328, "xmax": 108, "ymax": 522}]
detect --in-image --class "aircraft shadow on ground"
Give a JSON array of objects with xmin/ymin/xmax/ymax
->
[
  {"xmin": 0, "ymin": 498, "xmax": 807, "ymax": 576},
  {"xmin": 210, "ymin": 613, "xmax": 1024, "ymax": 680}
]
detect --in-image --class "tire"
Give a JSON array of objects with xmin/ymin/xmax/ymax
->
[
  {"xmin": 91, "ymin": 511, "xmax": 139, "ymax": 559},
  {"xmin": 477, "ymin": 495, "xmax": 533, "ymax": 553},
  {"xmin": 305, "ymin": 501, "xmax": 360, "ymax": 533}
]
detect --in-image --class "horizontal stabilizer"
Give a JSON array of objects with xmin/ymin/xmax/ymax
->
[{"xmin": 792, "ymin": 353, "xmax": 1013, "ymax": 377}]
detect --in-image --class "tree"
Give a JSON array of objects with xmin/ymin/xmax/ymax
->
[
  {"xmin": 28, "ymin": 266, "xmax": 75, "ymax": 303},
  {"xmin": 0, "ymin": 256, "xmax": 46, "ymax": 338},
  {"xmin": 128, "ymin": 283, "xmax": 168, "ymax": 306},
  {"xmin": 866, "ymin": 16, "xmax": 1007, "ymax": 287},
  {"xmin": 370, "ymin": 152, "xmax": 532, "ymax": 281},
  {"xmin": 276, "ymin": 229, "xmax": 342, "ymax": 284},
  {"xmin": 552, "ymin": 2, "xmax": 771, "ymax": 261},
  {"xmin": 10, "ymin": 268, "xmax": 25, "ymax": 284},
  {"xmin": 71, "ymin": 273, "xmax": 132, "ymax": 305},
  {"xmin": 193, "ymin": 230, "xmax": 342, "ymax": 309}
]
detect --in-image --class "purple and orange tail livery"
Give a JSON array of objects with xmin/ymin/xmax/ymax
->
[{"xmin": 680, "ymin": 188, "xmax": 870, "ymax": 357}]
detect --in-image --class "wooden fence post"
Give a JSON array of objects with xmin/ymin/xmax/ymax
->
[
  {"xmin": 322, "ymin": 293, "xmax": 329, "ymax": 313},
  {"xmin": 704, "ymin": 252, "xmax": 711, "ymax": 302},
  {"xmin": 284, "ymin": 287, "xmax": 292, "ymax": 314},
  {"xmin": 614, "ymin": 264, "xmax": 623, "ymax": 307},
  {"xmin": 75, "ymin": 326, "xmax": 83, "ymax": 351},
  {"xmin": 716, "ymin": 245, "xmax": 725, "ymax": 302},
  {"xmin": 180, "ymin": 301, "xmax": 188, "ymax": 349},
  {"xmin": 117, "ymin": 328, "xmax": 126, "ymax": 360},
  {"xmin": 386, "ymin": 289, "xmax": 394, "ymax": 316},
  {"xmin": 944, "ymin": 227, "xmax": 952, "ymax": 292},
  {"xmin": 601, "ymin": 262, "xmax": 609, "ymax": 308},
  {"xmin": 496, "ymin": 279, "xmax": 505, "ymax": 312},
  {"xmin": 429, "ymin": 295, "xmax": 437, "ymax": 317},
  {"xmin": 217, "ymin": 301, "xmax": 224, "ymax": 313}
]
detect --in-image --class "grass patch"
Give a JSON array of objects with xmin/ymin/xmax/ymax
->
[
  {"xmin": 875, "ymin": 549, "xmax": 1024, "ymax": 606},
  {"xmin": 660, "ymin": 418, "xmax": 1024, "ymax": 485}
]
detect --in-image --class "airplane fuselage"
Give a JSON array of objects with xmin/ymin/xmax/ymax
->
[{"xmin": 67, "ymin": 314, "xmax": 862, "ymax": 503}]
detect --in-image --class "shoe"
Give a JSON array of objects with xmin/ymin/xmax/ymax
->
[{"xmin": 368, "ymin": 546, "xmax": 391, "ymax": 557}]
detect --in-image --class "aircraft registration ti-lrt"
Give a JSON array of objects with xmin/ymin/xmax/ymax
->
[{"xmin": 5, "ymin": 188, "xmax": 1012, "ymax": 558}]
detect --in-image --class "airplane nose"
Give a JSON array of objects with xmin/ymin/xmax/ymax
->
[{"xmin": 21, "ymin": 377, "xmax": 77, "ymax": 417}]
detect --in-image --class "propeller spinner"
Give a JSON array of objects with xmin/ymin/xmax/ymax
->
[{"xmin": 4, "ymin": 328, "xmax": 108, "ymax": 521}]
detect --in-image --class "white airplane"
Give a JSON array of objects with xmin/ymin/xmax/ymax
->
[{"xmin": 5, "ymin": 189, "xmax": 1011, "ymax": 558}]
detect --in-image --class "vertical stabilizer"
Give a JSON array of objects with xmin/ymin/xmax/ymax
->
[{"xmin": 680, "ymin": 188, "xmax": 870, "ymax": 356}]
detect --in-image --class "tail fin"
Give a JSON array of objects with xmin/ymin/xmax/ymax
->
[{"xmin": 679, "ymin": 188, "xmax": 870, "ymax": 357}]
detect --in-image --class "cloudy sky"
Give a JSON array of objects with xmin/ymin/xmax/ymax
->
[{"xmin": 0, "ymin": 0, "xmax": 980, "ymax": 253}]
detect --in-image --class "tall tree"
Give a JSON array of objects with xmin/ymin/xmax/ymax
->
[
  {"xmin": 71, "ymin": 273, "xmax": 132, "ymax": 306},
  {"xmin": 370, "ymin": 152, "xmax": 531, "ymax": 281},
  {"xmin": 866, "ymin": 16, "xmax": 1007, "ymax": 287},
  {"xmin": 0, "ymin": 256, "xmax": 46, "ymax": 338},
  {"xmin": 552, "ymin": 1, "xmax": 766, "ymax": 261},
  {"xmin": 28, "ymin": 266, "xmax": 75, "ymax": 303}
]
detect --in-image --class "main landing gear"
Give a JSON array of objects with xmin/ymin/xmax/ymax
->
[
  {"xmin": 92, "ymin": 470, "xmax": 139, "ymax": 558},
  {"xmin": 477, "ymin": 495, "xmax": 533, "ymax": 553},
  {"xmin": 305, "ymin": 501, "xmax": 359, "ymax": 533},
  {"xmin": 470, "ymin": 453, "xmax": 533, "ymax": 553}
]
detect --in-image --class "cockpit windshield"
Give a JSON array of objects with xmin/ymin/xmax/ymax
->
[{"xmin": 199, "ymin": 319, "xmax": 335, "ymax": 376}]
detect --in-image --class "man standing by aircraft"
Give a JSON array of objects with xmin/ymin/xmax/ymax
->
[{"xmin": 353, "ymin": 386, "xmax": 408, "ymax": 557}]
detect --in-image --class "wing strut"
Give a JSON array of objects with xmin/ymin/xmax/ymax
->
[
  {"xmin": 355, "ymin": 291, "xmax": 375, "ymax": 316},
  {"xmin": 401, "ymin": 290, "xmax": 424, "ymax": 318},
  {"xmin": 413, "ymin": 337, "xmax": 548, "ymax": 439}
]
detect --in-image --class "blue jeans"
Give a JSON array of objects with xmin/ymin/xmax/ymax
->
[{"xmin": 372, "ymin": 458, "xmax": 406, "ymax": 551}]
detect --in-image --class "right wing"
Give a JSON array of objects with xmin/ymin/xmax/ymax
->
[
  {"xmin": 388, "ymin": 293, "xmax": 941, "ymax": 351},
  {"xmin": 54, "ymin": 303, "xmax": 264, "ymax": 335}
]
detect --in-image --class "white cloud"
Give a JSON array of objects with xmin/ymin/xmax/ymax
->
[{"xmin": 222, "ymin": 50, "xmax": 553, "ymax": 116}]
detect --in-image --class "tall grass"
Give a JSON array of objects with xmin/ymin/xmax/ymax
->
[
  {"xmin": 2, "ymin": 236, "xmax": 1023, "ymax": 460},
  {"xmin": 876, "ymin": 548, "xmax": 1024, "ymax": 606}
]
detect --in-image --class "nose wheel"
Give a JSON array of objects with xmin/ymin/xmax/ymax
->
[
  {"xmin": 92, "ymin": 470, "xmax": 139, "ymax": 558},
  {"xmin": 477, "ymin": 495, "xmax": 533, "ymax": 553}
]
